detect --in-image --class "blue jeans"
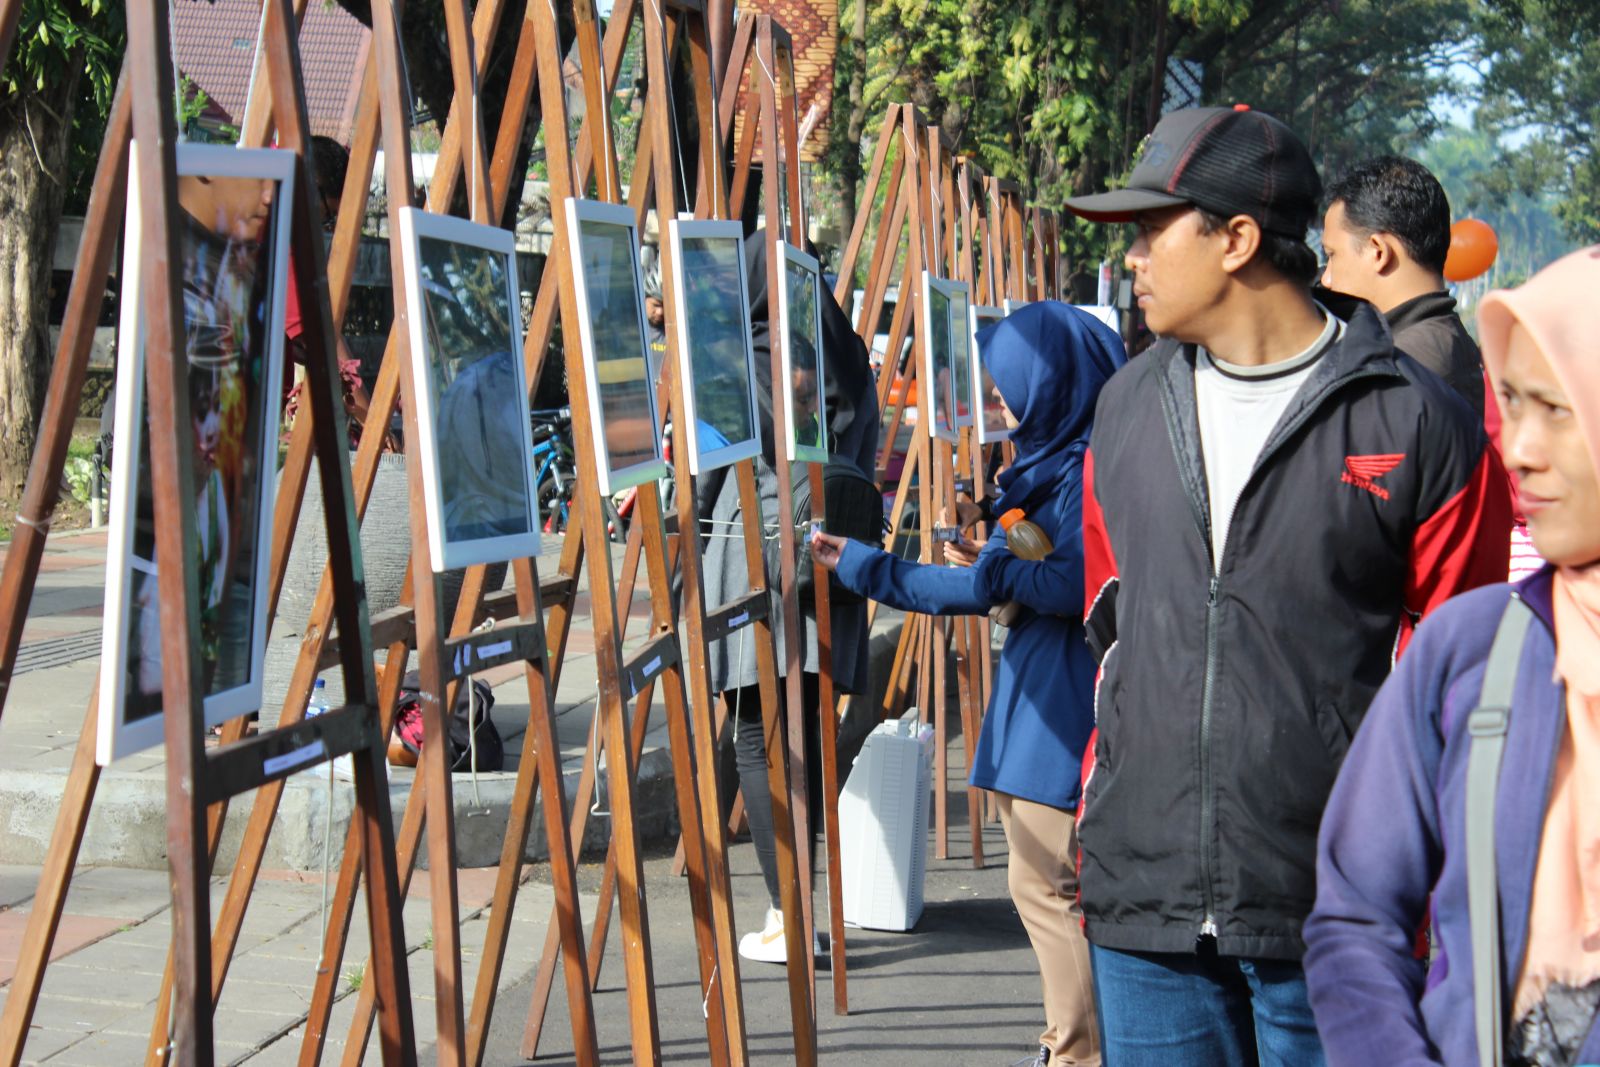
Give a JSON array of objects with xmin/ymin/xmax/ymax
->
[{"xmin": 1089, "ymin": 943, "xmax": 1326, "ymax": 1067}]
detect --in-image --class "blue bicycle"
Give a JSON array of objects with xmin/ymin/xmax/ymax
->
[{"xmin": 531, "ymin": 407, "xmax": 577, "ymax": 533}]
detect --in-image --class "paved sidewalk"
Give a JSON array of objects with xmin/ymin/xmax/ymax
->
[
  {"xmin": 0, "ymin": 859, "xmax": 600, "ymax": 1064},
  {"xmin": 0, "ymin": 529, "xmax": 691, "ymax": 872},
  {"xmin": 2, "ymin": 758, "xmax": 1044, "ymax": 1066},
  {"xmin": 0, "ymin": 526, "xmax": 1032, "ymax": 1065}
]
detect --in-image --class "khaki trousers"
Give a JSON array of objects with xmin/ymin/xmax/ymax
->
[{"xmin": 997, "ymin": 793, "xmax": 1101, "ymax": 1066}]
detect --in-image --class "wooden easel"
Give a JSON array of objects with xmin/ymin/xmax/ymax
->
[
  {"xmin": 725, "ymin": 11, "xmax": 853, "ymax": 1011},
  {"xmin": 0, "ymin": 0, "xmax": 700, "ymax": 1062},
  {"xmin": 0, "ymin": 0, "xmax": 422, "ymax": 1063},
  {"xmin": 828, "ymin": 103, "xmax": 978, "ymax": 862},
  {"xmin": 277, "ymin": 0, "xmax": 783, "ymax": 1064}
]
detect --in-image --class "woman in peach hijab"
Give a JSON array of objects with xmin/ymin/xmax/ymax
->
[{"xmin": 1302, "ymin": 246, "xmax": 1600, "ymax": 1066}]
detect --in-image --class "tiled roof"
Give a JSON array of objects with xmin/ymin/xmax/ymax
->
[
  {"xmin": 731, "ymin": 0, "xmax": 837, "ymax": 163},
  {"xmin": 171, "ymin": 0, "xmax": 369, "ymax": 143}
]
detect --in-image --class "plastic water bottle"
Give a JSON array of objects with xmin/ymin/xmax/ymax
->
[
  {"xmin": 991, "ymin": 508, "xmax": 1053, "ymax": 628},
  {"xmin": 997, "ymin": 507, "xmax": 1053, "ymax": 560},
  {"xmin": 306, "ymin": 679, "xmax": 351, "ymax": 778},
  {"xmin": 307, "ymin": 678, "xmax": 330, "ymax": 719}
]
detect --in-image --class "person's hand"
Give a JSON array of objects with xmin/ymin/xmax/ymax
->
[
  {"xmin": 811, "ymin": 529, "xmax": 848, "ymax": 571},
  {"xmin": 944, "ymin": 535, "xmax": 984, "ymax": 567},
  {"xmin": 954, "ymin": 500, "xmax": 985, "ymax": 532}
]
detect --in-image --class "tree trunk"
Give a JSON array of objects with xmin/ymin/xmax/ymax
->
[
  {"xmin": 0, "ymin": 63, "xmax": 83, "ymax": 496},
  {"xmin": 833, "ymin": 0, "xmax": 868, "ymax": 269}
]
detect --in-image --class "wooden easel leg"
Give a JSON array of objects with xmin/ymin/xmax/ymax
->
[
  {"xmin": 351, "ymin": 708, "xmax": 421, "ymax": 1066},
  {"xmin": 671, "ymin": 692, "xmax": 732, "ymax": 877},
  {"xmin": 0, "ymin": 697, "xmax": 101, "ymax": 1067},
  {"xmin": 462, "ymin": 558, "xmax": 599, "ymax": 1067},
  {"xmin": 735, "ymin": 460, "xmax": 818, "ymax": 1065},
  {"xmin": 815, "ymin": 657, "xmax": 849, "ymax": 1015},
  {"xmin": 932, "ymin": 614, "xmax": 950, "ymax": 861},
  {"xmin": 957, "ymin": 615, "xmax": 984, "ymax": 868},
  {"xmin": 517, "ymin": 686, "xmax": 617, "ymax": 1061},
  {"xmin": 581, "ymin": 682, "xmax": 659, "ymax": 992},
  {"xmin": 297, "ymin": 638, "xmax": 409, "ymax": 1066}
]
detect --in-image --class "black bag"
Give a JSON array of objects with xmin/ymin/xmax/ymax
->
[
  {"xmin": 392, "ymin": 670, "xmax": 504, "ymax": 772},
  {"xmin": 769, "ymin": 460, "xmax": 885, "ymax": 606}
]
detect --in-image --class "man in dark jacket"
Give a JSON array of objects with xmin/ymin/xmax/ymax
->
[
  {"xmin": 1065, "ymin": 106, "xmax": 1513, "ymax": 1066},
  {"xmin": 1320, "ymin": 155, "xmax": 1485, "ymax": 419}
]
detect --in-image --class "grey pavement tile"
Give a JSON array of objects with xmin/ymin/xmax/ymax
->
[
  {"xmin": 212, "ymin": 999, "xmax": 313, "ymax": 1050},
  {"xmin": 96, "ymin": 915, "xmax": 170, "ymax": 949},
  {"xmin": 32, "ymin": 1028, "xmax": 150, "ymax": 1065},
  {"xmin": 14, "ymin": 993, "xmax": 152, "ymax": 1035},
  {"xmin": 10, "ymin": 1023, "xmax": 86, "ymax": 1065},
  {"xmin": 45, "ymin": 962, "xmax": 167, "ymax": 1005},
  {"xmin": 61, "ymin": 866, "xmax": 173, "ymax": 919},
  {"xmin": 40, "ymin": 934, "xmax": 169, "ymax": 976},
  {"xmin": 0, "ymin": 864, "xmax": 42, "ymax": 908},
  {"xmin": 220, "ymin": 950, "xmax": 327, "ymax": 993}
]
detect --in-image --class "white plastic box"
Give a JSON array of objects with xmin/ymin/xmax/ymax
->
[{"xmin": 839, "ymin": 711, "xmax": 935, "ymax": 931}]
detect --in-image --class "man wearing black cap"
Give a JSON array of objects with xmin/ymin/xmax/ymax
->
[{"xmin": 1068, "ymin": 106, "xmax": 1512, "ymax": 1065}]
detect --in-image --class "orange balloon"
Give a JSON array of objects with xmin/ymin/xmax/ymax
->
[{"xmin": 1443, "ymin": 218, "xmax": 1498, "ymax": 282}]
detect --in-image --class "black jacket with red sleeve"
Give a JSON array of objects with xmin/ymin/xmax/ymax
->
[{"xmin": 1078, "ymin": 303, "xmax": 1511, "ymax": 961}]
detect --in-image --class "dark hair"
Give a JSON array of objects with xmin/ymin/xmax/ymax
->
[
  {"xmin": 1324, "ymin": 156, "xmax": 1450, "ymax": 274},
  {"xmin": 1195, "ymin": 209, "xmax": 1320, "ymax": 287},
  {"xmin": 310, "ymin": 135, "xmax": 350, "ymax": 205}
]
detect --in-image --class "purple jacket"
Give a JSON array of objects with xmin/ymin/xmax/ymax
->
[{"xmin": 1304, "ymin": 567, "xmax": 1600, "ymax": 1065}]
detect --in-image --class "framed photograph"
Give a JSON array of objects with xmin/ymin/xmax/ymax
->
[
  {"xmin": 98, "ymin": 143, "xmax": 295, "ymax": 764},
  {"xmin": 920, "ymin": 272, "xmax": 973, "ymax": 443},
  {"xmin": 666, "ymin": 219, "xmax": 762, "ymax": 475},
  {"xmin": 398, "ymin": 207, "xmax": 542, "ymax": 572},
  {"xmin": 970, "ymin": 304, "xmax": 1012, "ymax": 444},
  {"xmin": 563, "ymin": 198, "xmax": 669, "ymax": 495},
  {"xmin": 776, "ymin": 243, "xmax": 829, "ymax": 464},
  {"xmin": 1076, "ymin": 304, "xmax": 1122, "ymax": 334}
]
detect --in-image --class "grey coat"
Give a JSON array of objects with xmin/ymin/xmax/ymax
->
[{"xmin": 699, "ymin": 417, "xmax": 878, "ymax": 696}]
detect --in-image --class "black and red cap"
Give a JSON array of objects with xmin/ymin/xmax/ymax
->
[{"xmin": 1065, "ymin": 105, "xmax": 1322, "ymax": 238}]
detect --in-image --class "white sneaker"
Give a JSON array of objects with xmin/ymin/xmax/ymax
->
[
  {"xmin": 739, "ymin": 906, "xmax": 789, "ymax": 964},
  {"xmin": 737, "ymin": 907, "xmax": 827, "ymax": 964}
]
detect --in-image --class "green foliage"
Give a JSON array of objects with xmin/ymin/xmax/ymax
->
[
  {"xmin": 828, "ymin": 0, "xmax": 1486, "ymax": 278},
  {"xmin": 1418, "ymin": 125, "xmax": 1579, "ymax": 283},
  {"xmin": 4, "ymin": 0, "xmax": 121, "ymax": 109},
  {"xmin": 1475, "ymin": 0, "xmax": 1600, "ymax": 243},
  {"xmin": 3, "ymin": 0, "xmax": 126, "ymax": 214}
]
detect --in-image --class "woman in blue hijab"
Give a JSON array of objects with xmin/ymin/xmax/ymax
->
[{"xmin": 813, "ymin": 301, "xmax": 1125, "ymax": 1067}]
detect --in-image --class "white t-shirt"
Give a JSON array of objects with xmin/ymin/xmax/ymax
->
[{"xmin": 1195, "ymin": 311, "xmax": 1343, "ymax": 562}]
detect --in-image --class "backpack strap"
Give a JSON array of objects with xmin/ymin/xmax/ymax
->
[{"xmin": 1467, "ymin": 596, "xmax": 1534, "ymax": 1067}]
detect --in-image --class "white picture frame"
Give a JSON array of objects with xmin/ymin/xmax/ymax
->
[
  {"xmin": 98, "ymin": 143, "xmax": 295, "ymax": 764},
  {"xmin": 563, "ymin": 198, "xmax": 669, "ymax": 495},
  {"xmin": 970, "ymin": 303, "xmax": 1012, "ymax": 444},
  {"xmin": 920, "ymin": 272, "xmax": 972, "ymax": 443},
  {"xmin": 397, "ymin": 207, "xmax": 542, "ymax": 572},
  {"xmin": 666, "ymin": 219, "xmax": 762, "ymax": 475},
  {"xmin": 776, "ymin": 243, "xmax": 830, "ymax": 465},
  {"xmin": 1075, "ymin": 303, "xmax": 1122, "ymax": 334}
]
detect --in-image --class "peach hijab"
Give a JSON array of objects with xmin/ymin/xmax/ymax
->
[{"xmin": 1479, "ymin": 246, "xmax": 1600, "ymax": 1021}]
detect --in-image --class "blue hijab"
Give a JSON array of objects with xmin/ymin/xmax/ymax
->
[{"xmin": 976, "ymin": 301, "xmax": 1126, "ymax": 515}]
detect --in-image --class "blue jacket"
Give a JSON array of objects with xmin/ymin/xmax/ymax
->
[
  {"xmin": 834, "ymin": 455, "xmax": 1095, "ymax": 809},
  {"xmin": 832, "ymin": 302, "xmax": 1123, "ymax": 810},
  {"xmin": 1304, "ymin": 567, "xmax": 1600, "ymax": 1065}
]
